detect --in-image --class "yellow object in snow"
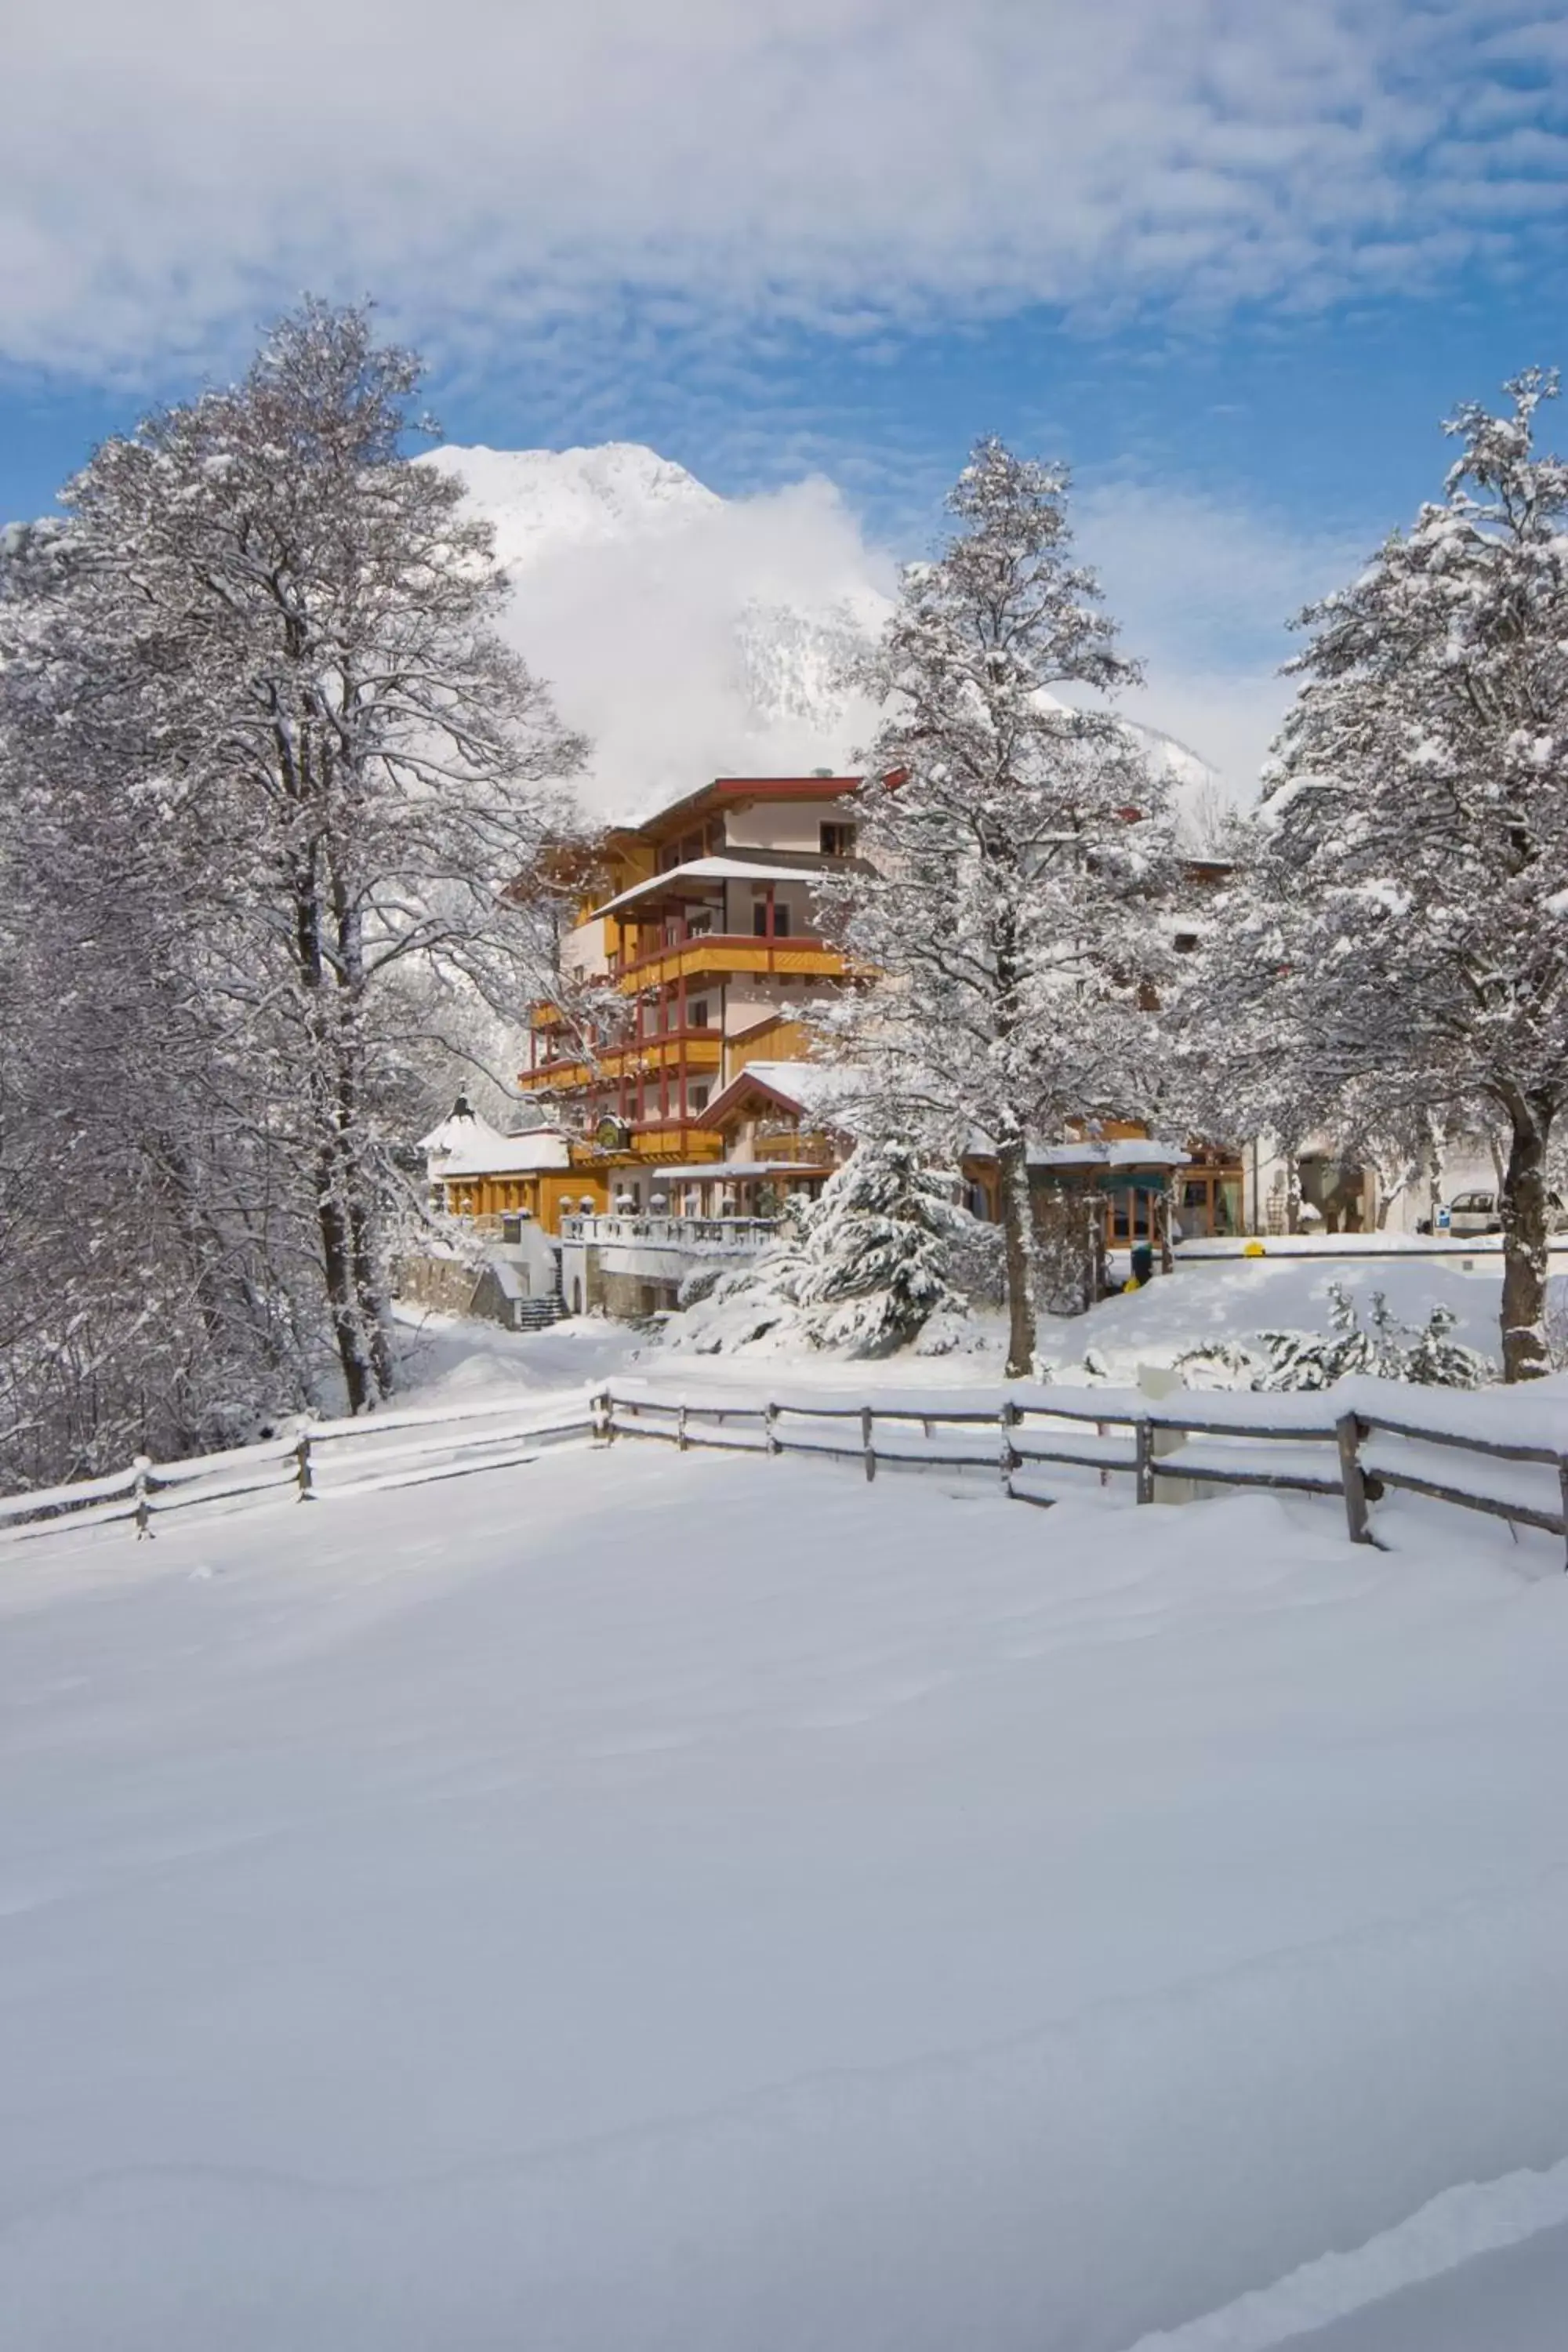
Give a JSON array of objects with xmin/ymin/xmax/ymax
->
[
  {"xmin": 1122, "ymin": 1276, "xmax": 1141, "ymax": 1293},
  {"xmin": 1243, "ymin": 1240, "xmax": 1266, "ymax": 1258}
]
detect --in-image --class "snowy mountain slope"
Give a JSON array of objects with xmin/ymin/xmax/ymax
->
[
  {"xmin": 423, "ymin": 441, "xmax": 887, "ymax": 815},
  {"xmin": 426, "ymin": 440, "xmax": 1225, "ymax": 828},
  {"xmin": 422, "ymin": 441, "xmax": 720, "ymax": 572}
]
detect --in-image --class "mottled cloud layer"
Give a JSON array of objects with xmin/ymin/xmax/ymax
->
[{"xmin": 5, "ymin": 1, "xmax": 1566, "ymax": 380}]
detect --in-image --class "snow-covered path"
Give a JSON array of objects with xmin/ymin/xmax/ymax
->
[{"xmin": 2, "ymin": 1451, "xmax": 1566, "ymax": 2347}]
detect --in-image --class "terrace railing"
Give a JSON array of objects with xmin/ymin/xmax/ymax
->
[{"xmin": 560, "ymin": 1214, "xmax": 779, "ymax": 1250}]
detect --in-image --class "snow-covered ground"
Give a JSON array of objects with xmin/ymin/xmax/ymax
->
[
  {"xmin": 4, "ymin": 1433, "xmax": 1568, "ymax": 2349},
  {"xmin": 608, "ymin": 1247, "xmax": 1526, "ymax": 1394}
]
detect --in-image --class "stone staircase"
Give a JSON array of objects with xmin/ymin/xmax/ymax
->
[{"xmin": 512, "ymin": 1289, "xmax": 570, "ymax": 1332}]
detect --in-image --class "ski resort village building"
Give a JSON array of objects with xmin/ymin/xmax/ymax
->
[
  {"xmin": 521, "ymin": 773, "xmax": 861, "ymax": 1183},
  {"xmin": 412, "ymin": 772, "xmax": 1458, "ymax": 1323}
]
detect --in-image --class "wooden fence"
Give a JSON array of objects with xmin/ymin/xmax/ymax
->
[
  {"xmin": 2, "ymin": 1380, "xmax": 1564, "ymax": 1563},
  {"xmin": 0, "ymin": 1390, "xmax": 603, "ymax": 1544},
  {"xmin": 600, "ymin": 1385, "xmax": 1568, "ymax": 1564}
]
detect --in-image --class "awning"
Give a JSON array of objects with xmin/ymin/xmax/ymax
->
[{"xmin": 590, "ymin": 859, "xmax": 824, "ymax": 920}]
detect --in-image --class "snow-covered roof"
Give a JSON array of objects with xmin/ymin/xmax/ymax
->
[
  {"xmin": 590, "ymin": 859, "xmax": 826, "ymax": 920},
  {"xmin": 419, "ymin": 1108, "xmax": 572, "ymax": 1178},
  {"xmin": 1028, "ymin": 1138, "xmax": 1192, "ymax": 1171},
  {"xmin": 717, "ymin": 1059, "xmax": 867, "ymax": 1117}
]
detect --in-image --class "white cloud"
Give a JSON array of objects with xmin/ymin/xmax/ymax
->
[
  {"xmin": 1074, "ymin": 478, "xmax": 1370, "ymax": 799},
  {"xmin": 442, "ymin": 447, "xmax": 894, "ymax": 818},
  {"xmin": 4, "ymin": 1, "xmax": 1566, "ymax": 381},
  {"xmin": 441, "ymin": 438, "xmax": 1361, "ymax": 825}
]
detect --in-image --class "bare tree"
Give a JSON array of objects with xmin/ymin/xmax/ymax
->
[{"xmin": 0, "ymin": 300, "xmax": 584, "ymax": 1437}]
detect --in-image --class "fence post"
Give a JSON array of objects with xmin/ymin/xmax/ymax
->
[
  {"xmin": 1338, "ymin": 1411, "xmax": 1371, "ymax": 1544},
  {"xmin": 764, "ymin": 1402, "xmax": 780, "ymax": 1456},
  {"xmin": 132, "ymin": 1454, "xmax": 153, "ymax": 1540},
  {"xmin": 1558, "ymin": 1457, "xmax": 1568, "ymax": 1572},
  {"xmin": 677, "ymin": 1403, "xmax": 688, "ymax": 1453},
  {"xmin": 861, "ymin": 1406, "xmax": 877, "ymax": 1483},
  {"xmin": 1134, "ymin": 1418, "xmax": 1154, "ymax": 1505},
  {"xmin": 295, "ymin": 1425, "xmax": 315, "ymax": 1501},
  {"xmin": 999, "ymin": 1399, "xmax": 1018, "ymax": 1497}
]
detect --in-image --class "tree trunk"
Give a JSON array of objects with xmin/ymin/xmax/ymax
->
[
  {"xmin": 998, "ymin": 1138, "xmax": 1037, "ymax": 1379},
  {"xmin": 1424, "ymin": 1118, "xmax": 1446, "ymax": 1232},
  {"xmin": 1498, "ymin": 1093, "xmax": 1554, "ymax": 1382},
  {"xmin": 318, "ymin": 1144, "xmax": 376, "ymax": 1415},
  {"xmin": 1284, "ymin": 1149, "xmax": 1303, "ymax": 1236},
  {"xmin": 349, "ymin": 1187, "xmax": 394, "ymax": 1398}
]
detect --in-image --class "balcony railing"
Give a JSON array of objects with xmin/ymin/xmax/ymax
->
[
  {"xmin": 607, "ymin": 932, "xmax": 848, "ymax": 987},
  {"xmin": 559, "ymin": 1213, "xmax": 780, "ymax": 1251}
]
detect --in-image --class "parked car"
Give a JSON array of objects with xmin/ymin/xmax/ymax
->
[{"xmin": 1436, "ymin": 1189, "xmax": 1568, "ymax": 1236}]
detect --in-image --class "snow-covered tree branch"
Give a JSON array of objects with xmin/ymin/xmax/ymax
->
[{"xmin": 816, "ymin": 437, "xmax": 1174, "ymax": 1375}]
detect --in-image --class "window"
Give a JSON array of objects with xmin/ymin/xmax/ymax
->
[
  {"xmin": 690, "ymin": 1000, "xmax": 710, "ymax": 1028},
  {"xmin": 820, "ymin": 822, "xmax": 856, "ymax": 855},
  {"xmin": 753, "ymin": 901, "xmax": 791, "ymax": 938},
  {"xmin": 688, "ymin": 1084, "xmax": 710, "ymax": 1113}
]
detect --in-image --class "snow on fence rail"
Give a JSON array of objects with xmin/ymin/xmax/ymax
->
[
  {"xmin": 1, "ymin": 1377, "xmax": 1564, "ymax": 1561},
  {"xmin": 598, "ymin": 1378, "xmax": 1568, "ymax": 1563},
  {"xmin": 0, "ymin": 1388, "xmax": 606, "ymax": 1542}
]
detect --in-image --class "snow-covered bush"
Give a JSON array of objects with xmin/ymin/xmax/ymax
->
[
  {"xmin": 662, "ymin": 1195, "xmax": 817, "ymax": 1356},
  {"xmin": 1173, "ymin": 1340, "xmax": 1262, "ymax": 1392},
  {"xmin": 661, "ymin": 1144, "xmax": 965, "ymax": 1359},
  {"xmin": 1174, "ymin": 1284, "xmax": 1493, "ymax": 1392},
  {"xmin": 1546, "ymin": 1276, "xmax": 1568, "ymax": 1372},
  {"xmin": 794, "ymin": 1142, "xmax": 960, "ymax": 1357}
]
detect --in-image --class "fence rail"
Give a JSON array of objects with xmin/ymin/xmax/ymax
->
[
  {"xmin": 598, "ymin": 1385, "xmax": 1568, "ymax": 1563},
  {"xmin": 2, "ymin": 1378, "xmax": 1563, "ymax": 1563}
]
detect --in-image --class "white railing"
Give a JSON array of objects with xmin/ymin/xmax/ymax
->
[
  {"xmin": 560, "ymin": 1214, "xmax": 779, "ymax": 1250},
  {"xmin": 2, "ymin": 1379, "xmax": 1564, "ymax": 1563}
]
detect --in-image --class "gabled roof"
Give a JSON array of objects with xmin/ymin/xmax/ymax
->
[
  {"xmin": 703, "ymin": 1058, "xmax": 868, "ymax": 1130},
  {"xmin": 419, "ymin": 1105, "xmax": 572, "ymax": 1178}
]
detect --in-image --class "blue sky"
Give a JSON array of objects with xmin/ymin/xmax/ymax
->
[{"xmin": 5, "ymin": 0, "xmax": 1568, "ymax": 789}]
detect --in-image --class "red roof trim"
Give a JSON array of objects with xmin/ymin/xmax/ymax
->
[{"xmin": 630, "ymin": 775, "xmax": 861, "ymax": 841}]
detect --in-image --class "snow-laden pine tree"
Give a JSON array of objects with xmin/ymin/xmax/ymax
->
[
  {"xmin": 796, "ymin": 1140, "xmax": 960, "ymax": 1356},
  {"xmin": 0, "ymin": 301, "xmax": 584, "ymax": 1424},
  {"xmin": 818, "ymin": 438, "xmax": 1173, "ymax": 1376},
  {"xmin": 662, "ymin": 1145, "xmax": 962, "ymax": 1359},
  {"xmin": 1229, "ymin": 372, "xmax": 1568, "ymax": 1378}
]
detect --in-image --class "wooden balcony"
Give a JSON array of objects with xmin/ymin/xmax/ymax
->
[
  {"xmin": 622, "ymin": 1121, "xmax": 725, "ymax": 1161},
  {"xmin": 608, "ymin": 933, "xmax": 850, "ymax": 992},
  {"xmin": 520, "ymin": 1032, "xmax": 724, "ymax": 1094}
]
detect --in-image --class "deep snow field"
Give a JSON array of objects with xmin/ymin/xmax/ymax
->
[{"xmin": 5, "ymin": 1404, "xmax": 1568, "ymax": 2349}]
